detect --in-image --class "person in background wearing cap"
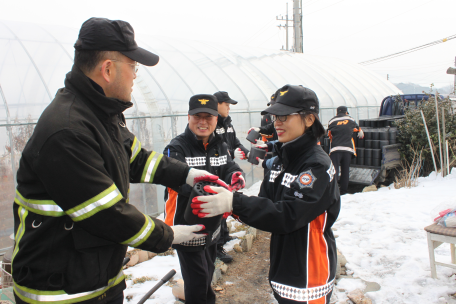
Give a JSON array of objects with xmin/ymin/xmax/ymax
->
[
  {"xmin": 190, "ymin": 84, "xmax": 341, "ymax": 303},
  {"xmin": 11, "ymin": 18, "xmax": 226, "ymax": 304},
  {"xmin": 213, "ymin": 91, "xmax": 246, "ymax": 256},
  {"xmin": 327, "ymin": 106, "xmax": 364, "ymax": 195},
  {"xmin": 163, "ymin": 94, "xmax": 245, "ymax": 304},
  {"xmin": 214, "ymin": 91, "xmax": 249, "ymax": 161},
  {"xmin": 248, "ymin": 92, "xmax": 279, "ymax": 143}
]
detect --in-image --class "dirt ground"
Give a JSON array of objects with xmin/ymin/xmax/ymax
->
[{"xmin": 214, "ymin": 230, "xmax": 278, "ymax": 304}]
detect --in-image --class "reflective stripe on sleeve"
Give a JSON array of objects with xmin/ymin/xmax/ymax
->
[
  {"xmin": 121, "ymin": 214, "xmax": 155, "ymax": 247},
  {"xmin": 130, "ymin": 136, "xmax": 142, "ymax": 164},
  {"xmin": 14, "ymin": 190, "xmax": 65, "ymax": 217},
  {"xmin": 141, "ymin": 152, "xmax": 163, "ymax": 183},
  {"xmin": 11, "ymin": 206, "xmax": 28, "ymax": 274},
  {"xmin": 66, "ymin": 184, "xmax": 123, "ymax": 222},
  {"xmin": 13, "ymin": 269, "xmax": 125, "ymax": 304},
  {"xmin": 126, "ymin": 187, "xmax": 130, "ymax": 204}
]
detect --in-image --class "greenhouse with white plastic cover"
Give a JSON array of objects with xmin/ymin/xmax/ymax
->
[{"xmin": 0, "ymin": 20, "xmax": 401, "ymax": 254}]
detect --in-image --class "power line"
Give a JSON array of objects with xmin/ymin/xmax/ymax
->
[
  {"xmin": 309, "ymin": 0, "xmax": 436, "ymax": 52},
  {"xmin": 359, "ymin": 34, "xmax": 456, "ymax": 65},
  {"xmin": 243, "ymin": 18, "xmax": 277, "ymax": 45},
  {"xmin": 372, "ymin": 60, "xmax": 454, "ymax": 70}
]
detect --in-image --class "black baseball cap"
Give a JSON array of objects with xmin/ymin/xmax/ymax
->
[
  {"xmin": 261, "ymin": 85, "xmax": 320, "ymax": 116},
  {"xmin": 267, "ymin": 90, "xmax": 279, "ymax": 106},
  {"xmin": 213, "ymin": 91, "xmax": 238, "ymax": 104},
  {"xmin": 75, "ymin": 18, "xmax": 159, "ymax": 66},
  {"xmin": 188, "ymin": 94, "xmax": 219, "ymax": 116},
  {"xmin": 337, "ymin": 106, "xmax": 349, "ymax": 114}
]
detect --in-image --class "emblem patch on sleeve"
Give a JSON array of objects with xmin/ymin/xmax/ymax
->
[
  {"xmin": 327, "ymin": 162, "xmax": 336, "ymax": 182},
  {"xmin": 297, "ymin": 169, "xmax": 317, "ymax": 189}
]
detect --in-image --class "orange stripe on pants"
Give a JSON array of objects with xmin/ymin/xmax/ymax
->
[
  {"xmin": 165, "ymin": 188, "xmax": 178, "ymax": 226},
  {"xmin": 307, "ymin": 212, "xmax": 329, "ymax": 304}
]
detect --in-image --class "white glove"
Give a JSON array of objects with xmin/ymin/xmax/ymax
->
[
  {"xmin": 256, "ymin": 157, "xmax": 264, "ymax": 167},
  {"xmin": 185, "ymin": 168, "xmax": 229, "ymax": 188},
  {"xmin": 171, "ymin": 224, "xmax": 206, "ymax": 244},
  {"xmin": 253, "ymin": 140, "xmax": 268, "ymax": 151},
  {"xmin": 248, "ymin": 127, "xmax": 260, "ymax": 134},
  {"xmin": 190, "ymin": 186, "xmax": 233, "ymax": 218},
  {"xmin": 358, "ymin": 129, "xmax": 364, "ymax": 139},
  {"xmin": 234, "ymin": 148, "xmax": 249, "ymax": 160}
]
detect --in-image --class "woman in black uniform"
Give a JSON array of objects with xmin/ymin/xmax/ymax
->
[{"xmin": 191, "ymin": 84, "xmax": 341, "ymax": 304}]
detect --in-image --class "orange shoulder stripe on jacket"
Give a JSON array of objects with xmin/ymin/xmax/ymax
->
[
  {"xmin": 307, "ymin": 212, "xmax": 329, "ymax": 304},
  {"xmin": 351, "ymin": 138, "xmax": 357, "ymax": 156},
  {"xmin": 165, "ymin": 188, "xmax": 178, "ymax": 226}
]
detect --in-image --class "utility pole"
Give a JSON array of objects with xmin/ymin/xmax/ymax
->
[
  {"xmin": 277, "ymin": 0, "xmax": 303, "ymax": 53},
  {"xmin": 277, "ymin": 3, "xmax": 291, "ymax": 51},
  {"xmin": 454, "ymin": 56, "xmax": 456, "ymax": 94},
  {"xmin": 293, "ymin": 0, "xmax": 303, "ymax": 53}
]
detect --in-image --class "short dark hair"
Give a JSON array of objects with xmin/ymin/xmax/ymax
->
[
  {"xmin": 73, "ymin": 39, "xmax": 116, "ymax": 73},
  {"xmin": 300, "ymin": 112, "xmax": 325, "ymax": 138}
]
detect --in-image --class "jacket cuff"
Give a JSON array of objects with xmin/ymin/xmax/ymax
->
[
  {"xmin": 181, "ymin": 167, "xmax": 191, "ymax": 186},
  {"xmin": 266, "ymin": 142, "xmax": 274, "ymax": 152},
  {"xmin": 233, "ymin": 192, "xmax": 243, "ymax": 213}
]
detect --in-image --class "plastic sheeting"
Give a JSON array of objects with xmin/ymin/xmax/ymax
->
[{"xmin": 0, "ymin": 20, "xmax": 401, "ymax": 253}]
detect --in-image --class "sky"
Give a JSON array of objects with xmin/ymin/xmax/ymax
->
[
  {"xmin": 1, "ymin": 0, "xmax": 455, "ymax": 88},
  {"xmin": 114, "ymin": 170, "xmax": 456, "ymax": 303}
]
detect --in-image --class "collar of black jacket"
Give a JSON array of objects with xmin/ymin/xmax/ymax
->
[
  {"xmin": 64, "ymin": 65, "xmax": 133, "ymax": 117},
  {"xmin": 185, "ymin": 125, "xmax": 220, "ymax": 150},
  {"xmin": 274, "ymin": 133, "xmax": 317, "ymax": 168},
  {"xmin": 217, "ymin": 114, "xmax": 231, "ymax": 127}
]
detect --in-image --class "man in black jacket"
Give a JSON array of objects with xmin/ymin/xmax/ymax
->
[
  {"xmin": 327, "ymin": 106, "xmax": 364, "ymax": 195},
  {"xmin": 214, "ymin": 91, "xmax": 249, "ymax": 160},
  {"xmin": 12, "ymin": 18, "xmax": 225, "ymax": 304},
  {"xmin": 164, "ymin": 94, "xmax": 244, "ymax": 304}
]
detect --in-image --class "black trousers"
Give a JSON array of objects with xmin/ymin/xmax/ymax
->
[
  {"xmin": 217, "ymin": 218, "xmax": 229, "ymax": 245},
  {"xmin": 273, "ymin": 289, "xmax": 333, "ymax": 304},
  {"xmin": 177, "ymin": 244, "xmax": 217, "ymax": 304},
  {"xmin": 330, "ymin": 151, "xmax": 352, "ymax": 195}
]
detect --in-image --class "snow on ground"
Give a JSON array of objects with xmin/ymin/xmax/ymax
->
[
  {"xmin": 124, "ymin": 171, "xmax": 456, "ymax": 303},
  {"xmin": 334, "ymin": 169, "xmax": 456, "ymax": 303},
  {"xmin": 123, "ymin": 184, "xmax": 255, "ymax": 304}
]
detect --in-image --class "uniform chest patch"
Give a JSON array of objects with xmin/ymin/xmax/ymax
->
[
  {"xmin": 297, "ymin": 169, "xmax": 317, "ymax": 189},
  {"xmin": 327, "ymin": 162, "xmax": 336, "ymax": 182}
]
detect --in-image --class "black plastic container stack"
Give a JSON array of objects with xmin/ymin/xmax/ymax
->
[
  {"xmin": 379, "ymin": 129, "xmax": 389, "ymax": 141},
  {"xmin": 372, "ymin": 140, "xmax": 380, "ymax": 149},
  {"xmin": 372, "ymin": 130, "xmax": 379, "ymax": 140},
  {"xmin": 379, "ymin": 140, "xmax": 389, "ymax": 150},
  {"xmin": 389, "ymin": 128, "xmax": 397, "ymax": 144},
  {"xmin": 357, "ymin": 155, "xmax": 364, "ymax": 165},
  {"xmin": 372, "ymin": 149, "xmax": 382, "ymax": 167},
  {"xmin": 358, "ymin": 137, "xmax": 365, "ymax": 148},
  {"xmin": 365, "ymin": 148, "xmax": 373, "ymax": 166},
  {"xmin": 365, "ymin": 140, "xmax": 372, "ymax": 149}
]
